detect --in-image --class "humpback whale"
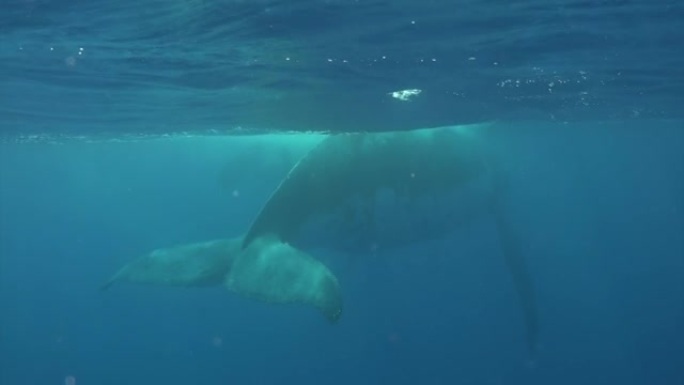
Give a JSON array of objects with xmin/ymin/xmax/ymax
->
[
  {"xmin": 242, "ymin": 125, "xmax": 492, "ymax": 250},
  {"xmin": 101, "ymin": 236, "xmax": 343, "ymax": 322},
  {"xmin": 100, "ymin": 239, "xmax": 236, "ymax": 291},
  {"xmin": 240, "ymin": 124, "xmax": 539, "ymax": 354}
]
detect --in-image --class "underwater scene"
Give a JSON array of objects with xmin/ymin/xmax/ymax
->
[{"xmin": 1, "ymin": 1, "xmax": 683, "ymax": 385}]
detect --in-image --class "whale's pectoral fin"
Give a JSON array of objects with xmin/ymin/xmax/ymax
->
[
  {"xmin": 491, "ymin": 182, "xmax": 540, "ymax": 358},
  {"xmin": 99, "ymin": 268, "xmax": 125, "ymax": 292},
  {"xmin": 99, "ymin": 279, "xmax": 115, "ymax": 292},
  {"xmin": 492, "ymin": 170, "xmax": 539, "ymax": 358},
  {"xmin": 225, "ymin": 236, "xmax": 343, "ymax": 323}
]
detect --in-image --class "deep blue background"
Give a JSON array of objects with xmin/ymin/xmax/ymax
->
[
  {"xmin": 1, "ymin": 122, "xmax": 682, "ymax": 385},
  {"xmin": 1, "ymin": 0, "xmax": 683, "ymax": 384}
]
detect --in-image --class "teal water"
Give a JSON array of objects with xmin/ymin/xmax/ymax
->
[
  {"xmin": 1, "ymin": 121, "xmax": 682, "ymax": 384},
  {"xmin": 1, "ymin": 1, "xmax": 683, "ymax": 384}
]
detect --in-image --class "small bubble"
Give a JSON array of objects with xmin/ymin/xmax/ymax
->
[
  {"xmin": 232, "ymin": 190, "xmax": 240, "ymax": 198},
  {"xmin": 212, "ymin": 336, "xmax": 223, "ymax": 347}
]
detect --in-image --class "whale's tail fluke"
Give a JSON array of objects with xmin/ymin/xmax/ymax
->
[{"xmin": 226, "ymin": 235, "xmax": 343, "ymax": 323}]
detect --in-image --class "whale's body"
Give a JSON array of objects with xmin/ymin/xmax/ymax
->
[
  {"xmin": 242, "ymin": 125, "xmax": 494, "ymax": 252},
  {"xmin": 101, "ymin": 124, "xmax": 539, "ymax": 354},
  {"xmin": 241, "ymin": 125, "xmax": 539, "ymax": 354}
]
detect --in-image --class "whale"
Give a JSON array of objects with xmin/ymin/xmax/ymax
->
[
  {"xmin": 100, "ymin": 239, "xmax": 236, "ymax": 291},
  {"xmin": 242, "ymin": 125, "xmax": 495, "ymax": 251},
  {"xmin": 240, "ymin": 124, "xmax": 539, "ymax": 354},
  {"xmin": 101, "ymin": 236, "xmax": 343, "ymax": 323}
]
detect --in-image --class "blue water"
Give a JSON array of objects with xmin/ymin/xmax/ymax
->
[
  {"xmin": 1, "ymin": 1, "xmax": 683, "ymax": 385},
  {"xmin": 2, "ymin": 0, "xmax": 683, "ymax": 137}
]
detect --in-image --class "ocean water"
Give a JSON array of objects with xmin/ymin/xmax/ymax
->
[{"xmin": 1, "ymin": 1, "xmax": 683, "ymax": 385}]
